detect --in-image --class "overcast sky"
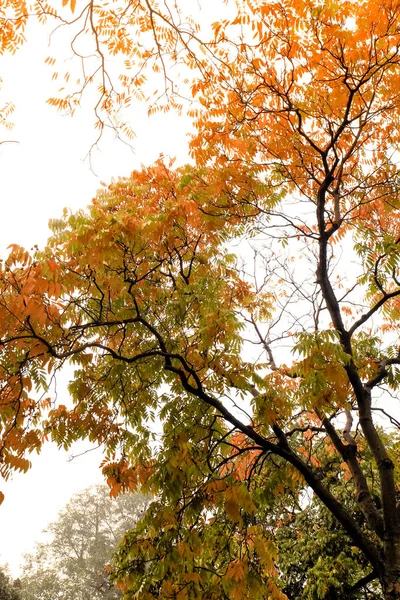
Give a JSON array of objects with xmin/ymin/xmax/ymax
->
[{"xmin": 0, "ymin": 18, "xmax": 193, "ymax": 575}]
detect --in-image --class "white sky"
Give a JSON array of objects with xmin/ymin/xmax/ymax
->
[{"xmin": 0, "ymin": 18, "xmax": 194, "ymax": 576}]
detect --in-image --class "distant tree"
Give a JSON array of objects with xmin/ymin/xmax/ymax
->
[
  {"xmin": 0, "ymin": 567, "xmax": 22, "ymax": 600},
  {"xmin": 19, "ymin": 486, "xmax": 150, "ymax": 600}
]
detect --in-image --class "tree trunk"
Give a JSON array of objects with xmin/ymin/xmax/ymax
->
[{"xmin": 381, "ymin": 544, "xmax": 400, "ymax": 600}]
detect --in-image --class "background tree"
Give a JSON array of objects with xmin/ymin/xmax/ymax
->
[
  {"xmin": 1, "ymin": 0, "xmax": 400, "ymax": 598},
  {"xmin": 19, "ymin": 485, "xmax": 150, "ymax": 600},
  {"xmin": 0, "ymin": 567, "xmax": 21, "ymax": 600}
]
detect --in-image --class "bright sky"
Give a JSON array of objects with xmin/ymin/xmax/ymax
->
[{"xmin": 0, "ymin": 17, "xmax": 194, "ymax": 575}]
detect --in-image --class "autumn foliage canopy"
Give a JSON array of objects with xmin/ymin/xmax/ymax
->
[{"xmin": 2, "ymin": 0, "xmax": 400, "ymax": 598}]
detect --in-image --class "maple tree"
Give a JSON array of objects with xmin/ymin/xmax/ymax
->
[{"xmin": 2, "ymin": 0, "xmax": 400, "ymax": 598}]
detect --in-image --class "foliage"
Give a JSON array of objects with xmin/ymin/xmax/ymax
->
[
  {"xmin": 2, "ymin": 0, "xmax": 400, "ymax": 598},
  {"xmin": 275, "ymin": 468, "xmax": 383, "ymax": 600},
  {"xmin": 0, "ymin": 567, "xmax": 22, "ymax": 600},
  {"xmin": 19, "ymin": 485, "xmax": 150, "ymax": 600},
  {"xmin": 0, "ymin": 0, "xmax": 205, "ymax": 144}
]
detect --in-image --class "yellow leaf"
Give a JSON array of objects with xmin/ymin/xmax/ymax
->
[{"xmin": 183, "ymin": 573, "xmax": 201, "ymax": 583}]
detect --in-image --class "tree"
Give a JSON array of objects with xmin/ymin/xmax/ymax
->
[
  {"xmin": 0, "ymin": 567, "xmax": 22, "ymax": 600},
  {"xmin": 116, "ymin": 471, "xmax": 384, "ymax": 600},
  {"xmin": 2, "ymin": 0, "xmax": 400, "ymax": 598},
  {"xmin": 19, "ymin": 485, "xmax": 150, "ymax": 600}
]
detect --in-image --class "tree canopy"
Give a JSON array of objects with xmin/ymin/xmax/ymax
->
[
  {"xmin": 2, "ymin": 0, "xmax": 400, "ymax": 598},
  {"xmin": 19, "ymin": 485, "xmax": 150, "ymax": 600},
  {"xmin": 0, "ymin": 567, "xmax": 21, "ymax": 600}
]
